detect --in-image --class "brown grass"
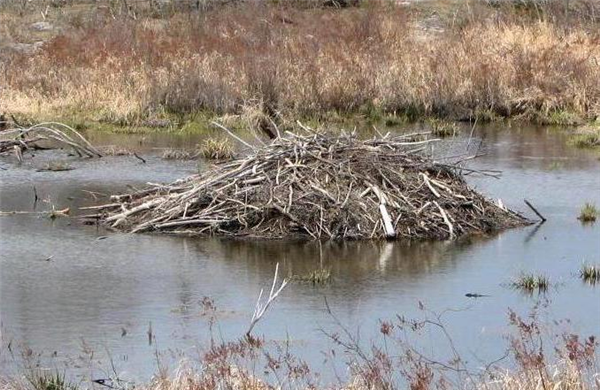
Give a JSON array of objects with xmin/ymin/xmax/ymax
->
[
  {"xmin": 2, "ymin": 1, "xmax": 600, "ymax": 129},
  {"xmin": 199, "ymin": 137, "xmax": 235, "ymax": 160}
]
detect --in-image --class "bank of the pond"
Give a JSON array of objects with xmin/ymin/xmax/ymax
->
[{"xmin": 3, "ymin": 1, "xmax": 600, "ymax": 129}]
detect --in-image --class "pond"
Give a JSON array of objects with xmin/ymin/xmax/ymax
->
[{"xmin": 1, "ymin": 125, "xmax": 599, "ymax": 384}]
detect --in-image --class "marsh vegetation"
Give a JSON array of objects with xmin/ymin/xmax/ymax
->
[
  {"xmin": 580, "ymin": 264, "xmax": 600, "ymax": 285},
  {"xmin": 511, "ymin": 273, "xmax": 550, "ymax": 293},
  {"xmin": 291, "ymin": 268, "xmax": 332, "ymax": 285},
  {"xmin": 1, "ymin": 1, "xmax": 599, "ymax": 389},
  {"xmin": 578, "ymin": 203, "xmax": 598, "ymax": 223},
  {"xmin": 2, "ymin": 0, "xmax": 600, "ymax": 134},
  {"xmin": 2, "ymin": 304, "xmax": 598, "ymax": 390}
]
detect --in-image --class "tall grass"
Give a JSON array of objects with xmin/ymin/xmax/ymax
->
[{"xmin": 2, "ymin": 1, "xmax": 600, "ymax": 128}]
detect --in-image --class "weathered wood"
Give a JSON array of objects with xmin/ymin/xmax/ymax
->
[
  {"xmin": 0, "ymin": 123, "xmax": 102, "ymax": 159},
  {"xmin": 88, "ymin": 130, "xmax": 529, "ymax": 240}
]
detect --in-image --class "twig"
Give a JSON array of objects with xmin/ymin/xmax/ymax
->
[
  {"xmin": 211, "ymin": 121, "xmax": 255, "ymax": 149},
  {"xmin": 246, "ymin": 262, "xmax": 288, "ymax": 336},
  {"xmin": 524, "ymin": 199, "xmax": 547, "ymax": 223}
]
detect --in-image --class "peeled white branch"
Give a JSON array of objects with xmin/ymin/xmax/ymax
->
[{"xmin": 246, "ymin": 263, "xmax": 288, "ymax": 337}]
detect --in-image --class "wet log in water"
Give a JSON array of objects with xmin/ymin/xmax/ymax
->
[{"xmin": 89, "ymin": 129, "xmax": 528, "ymax": 240}]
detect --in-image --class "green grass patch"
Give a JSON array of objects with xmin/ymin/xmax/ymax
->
[{"xmin": 537, "ymin": 110, "xmax": 582, "ymax": 126}]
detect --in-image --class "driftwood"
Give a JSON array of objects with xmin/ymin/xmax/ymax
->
[
  {"xmin": 90, "ymin": 130, "xmax": 527, "ymax": 240},
  {"xmin": 0, "ymin": 122, "xmax": 102, "ymax": 159}
]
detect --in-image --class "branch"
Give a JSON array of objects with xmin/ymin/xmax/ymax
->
[{"xmin": 246, "ymin": 262, "xmax": 288, "ymax": 336}]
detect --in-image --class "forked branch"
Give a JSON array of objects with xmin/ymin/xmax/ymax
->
[{"xmin": 246, "ymin": 263, "xmax": 288, "ymax": 337}]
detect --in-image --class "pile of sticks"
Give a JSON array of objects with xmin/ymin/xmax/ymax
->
[
  {"xmin": 0, "ymin": 122, "xmax": 102, "ymax": 161},
  {"xmin": 90, "ymin": 130, "xmax": 526, "ymax": 240}
]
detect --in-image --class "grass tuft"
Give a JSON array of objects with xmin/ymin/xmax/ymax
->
[
  {"xmin": 580, "ymin": 264, "xmax": 600, "ymax": 285},
  {"xmin": 161, "ymin": 148, "xmax": 195, "ymax": 160},
  {"xmin": 200, "ymin": 138, "xmax": 235, "ymax": 160},
  {"xmin": 427, "ymin": 118, "xmax": 458, "ymax": 138},
  {"xmin": 578, "ymin": 202, "xmax": 598, "ymax": 222},
  {"xmin": 26, "ymin": 370, "xmax": 78, "ymax": 390},
  {"xmin": 292, "ymin": 268, "xmax": 332, "ymax": 285},
  {"xmin": 569, "ymin": 129, "xmax": 600, "ymax": 148},
  {"xmin": 511, "ymin": 273, "xmax": 550, "ymax": 293}
]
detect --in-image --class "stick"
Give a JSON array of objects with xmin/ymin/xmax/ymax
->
[
  {"xmin": 211, "ymin": 121, "xmax": 255, "ymax": 150},
  {"xmin": 133, "ymin": 152, "xmax": 146, "ymax": 164},
  {"xmin": 524, "ymin": 199, "xmax": 547, "ymax": 223},
  {"xmin": 434, "ymin": 201, "xmax": 455, "ymax": 239},
  {"xmin": 379, "ymin": 204, "xmax": 395, "ymax": 238},
  {"xmin": 247, "ymin": 262, "xmax": 288, "ymax": 337}
]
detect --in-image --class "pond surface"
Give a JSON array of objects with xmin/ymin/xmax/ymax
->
[{"xmin": 1, "ymin": 125, "xmax": 599, "ymax": 384}]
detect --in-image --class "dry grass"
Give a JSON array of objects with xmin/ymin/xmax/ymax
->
[
  {"xmin": 2, "ymin": 1, "xmax": 600, "ymax": 129},
  {"xmin": 481, "ymin": 362, "xmax": 597, "ymax": 390},
  {"xmin": 511, "ymin": 273, "xmax": 550, "ymax": 293},
  {"xmin": 199, "ymin": 138, "xmax": 235, "ymax": 160},
  {"xmin": 578, "ymin": 203, "xmax": 598, "ymax": 222},
  {"xmin": 580, "ymin": 264, "xmax": 600, "ymax": 285},
  {"xmin": 427, "ymin": 118, "xmax": 459, "ymax": 138},
  {"xmin": 161, "ymin": 148, "xmax": 196, "ymax": 160}
]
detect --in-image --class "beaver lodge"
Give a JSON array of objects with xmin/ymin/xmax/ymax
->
[{"xmin": 90, "ymin": 130, "xmax": 527, "ymax": 240}]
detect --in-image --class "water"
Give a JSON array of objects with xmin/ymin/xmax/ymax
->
[{"xmin": 1, "ymin": 125, "xmax": 599, "ymax": 384}]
